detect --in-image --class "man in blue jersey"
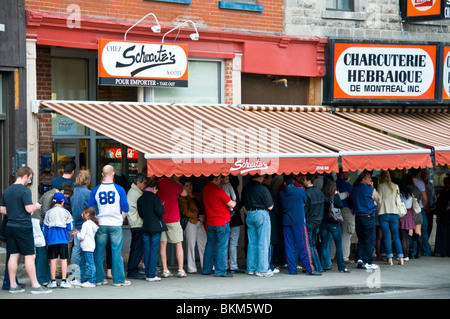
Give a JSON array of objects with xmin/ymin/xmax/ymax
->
[{"xmin": 88, "ymin": 165, "xmax": 130, "ymax": 286}]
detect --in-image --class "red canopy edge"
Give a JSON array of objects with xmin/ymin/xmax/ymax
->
[
  {"xmin": 341, "ymin": 152, "xmax": 433, "ymax": 172},
  {"xmin": 146, "ymin": 156, "xmax": 339, "ymax": 177}
]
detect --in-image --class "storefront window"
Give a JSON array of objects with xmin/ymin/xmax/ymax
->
[
  {"xmin": 52, "ymin": 139, "xmax": 89, "ymax": 177},
  {"xmin": 0, "ymin": 74, "xmax": 3, "ymax": 114},
  {"xmin": 154, "ymin": 60, "xmax": 222, "ymax": 104},
  {"xmin": 98, "ymin": 140, "xmax": 138, "ymax": 191},
  {"xmin": 51, "ymin": 57, "xmax": 88, "ymax": 100},
  {"xmin": 0, "ymin": 73, "xmax": 7, "ymax": 192},
  {"xmin": 51, "ymin": 113, "xmax": 88, "ymax": 136}
]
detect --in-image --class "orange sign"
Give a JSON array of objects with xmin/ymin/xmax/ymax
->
[
  {"xmin": 332, "ymin": 42, "xmax": 437, "ymax": 101},
  {"xmin": 98, "ymin": 39, "xmax": 189, "ymax": 87},
  {"xmin": 406, "ymin": 0, "xmax": 441, "ymax": 17},
  {"xmin": 442, "ymin": 46, "xmax": 450, "ymax": 100}
]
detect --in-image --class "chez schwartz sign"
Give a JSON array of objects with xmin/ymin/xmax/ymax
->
[
  {"xmin": 324, "ymin": 41, "xmax": 440, "ymax": 105},
  {"xmin": 98, "ymin": 39, "xmax": 189, "ymax": 87}
]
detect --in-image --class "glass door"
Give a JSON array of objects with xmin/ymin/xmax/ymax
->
[
  {"xmin": 97, "ymin": 140, "xmax": 138, "ymax": 192},
  {"xmin": 53, "ymin": 140, "xmax": 80, "ymax": 178}
]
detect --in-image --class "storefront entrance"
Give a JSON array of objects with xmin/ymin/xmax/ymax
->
[{"xmin": 97, "ymin": 140, "xmax": 138, "ymax": 192}]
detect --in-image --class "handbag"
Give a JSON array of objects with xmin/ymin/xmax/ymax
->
[
  {"xmin": 179, "ymin": 197, "xmax": 192, "ymax": 230},
  {"xmin": 328, "ymin": 198, "xmax": 344, "ymax": 223},
  {"xmin": 180, "ymin": 216, "xmax": 189, "ymax": 230},
  {"xmin": 412, "ymin": 196, "xmax": 422, "ymax": 215},
  {"xmin": 396, "ymin": 193, "xmax": 407, "ymax": 218}
]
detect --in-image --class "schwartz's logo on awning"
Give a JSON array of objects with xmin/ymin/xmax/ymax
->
[{"xmin": 98, "ymin": 39, "xmax": 188, "ymax": 87}]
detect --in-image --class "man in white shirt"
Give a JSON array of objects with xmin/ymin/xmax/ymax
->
[{"xmin": 88, "ymin": 165, "xmax": 131, "ymax": 286}]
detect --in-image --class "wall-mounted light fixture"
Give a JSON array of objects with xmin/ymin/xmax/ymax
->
[
  {"xmin": 161, "ymin": 20, "xmax": 199, "ymax": 43},
  {"xmin": 124, "ymin": 13, "xmax": 161, "ymax": 41}
]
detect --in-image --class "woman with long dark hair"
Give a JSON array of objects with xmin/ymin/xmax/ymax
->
[{"xmin": 319, "ymin": 180, "xmax": 350, "ymax": 273}]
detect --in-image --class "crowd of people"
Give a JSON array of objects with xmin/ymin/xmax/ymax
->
[{"xmin": 1, "ymin": 161, "xmax": 450, "ymax": 294}]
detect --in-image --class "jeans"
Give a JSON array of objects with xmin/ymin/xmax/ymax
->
[
  {"xmin": 127, "ymin": 228, "xmax": 144, "ymax": 275},
  {"xmin": 306, "ymin": 223, "xmax": 322, "ymax": 272},
  {"xmin": 320, "ymin": 223, "xmax": 346, "ymax": 271},
  {"xmin": 202, "ymin": 222, "xmax": 230, "ymax": 276},
  {"xmin": 421, "ymin": 208, "xmax": 432, "ymax": 256},
  {"xmin": 35, "ymin": 246, "xmax": 51, "ymax": 285},
  {"xmin": 378, "ymin": 214, "xmax": 404, "ymax": 258},
  {"xmin": 142, "ymin": 232, "xmax": 161, "ymax": 279},
  {"xmin": 94, "ymin": 225, "xmax": 126, "ymax": 284},
  {"xmin": 246, "ymin": 210, "xmax": 271, "ymax": 273},
  {"xmin": 228, "ymin": 226, "xmax": 240, "ymax": 270},
  {"xmin": 80, "ymin": 251, "xmax": 96, "ymax": 284},
  {"xmin": 71, "ymin": 231, "xmax": 82, "ymax": 279},
  {"xmin": 355, "ymin": 212, "xmax": 376, "ymax": 264}
]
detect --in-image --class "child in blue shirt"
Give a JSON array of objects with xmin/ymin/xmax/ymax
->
[{"xmin": 43, "ymin": 192, "xmax": 73, "ymax": 288}]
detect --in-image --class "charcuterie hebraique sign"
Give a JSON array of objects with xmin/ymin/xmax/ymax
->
[{"xmin": 324, "ymin": 41, "xmax": 438, "ymax": 105}]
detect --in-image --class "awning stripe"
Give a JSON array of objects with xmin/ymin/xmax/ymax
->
[
  {"xmin": 333, "ymin": 108, "xmax": 450, "ymax": 166},
  {"xmin": 40, "ymin": 101, "xmax": 339, "ymax": 176},
  {"xmin": 240, "ymin": 105, "xmax": 432, "ymax": 171}
]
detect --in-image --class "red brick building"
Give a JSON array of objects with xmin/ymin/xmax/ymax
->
[{"xmin": 25, "ymin": 0, "xmax": 327, "ymax": 193}]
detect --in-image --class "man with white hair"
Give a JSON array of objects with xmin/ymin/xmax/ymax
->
[{"xmin": 88, "ymin": 165, "xmax": 130, "ymax": 286}]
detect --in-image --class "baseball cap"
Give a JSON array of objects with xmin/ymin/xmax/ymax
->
[{"xmin": 52, "ymin": 192, "xmax": 67, "ymax": 203}]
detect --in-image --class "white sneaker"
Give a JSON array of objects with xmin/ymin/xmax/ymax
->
[
  {"xmin": 146, "ymin": 276, "xmax": 161, "ymax": 282},
  {"xmin": 177, "ymin": 270, "xmax": 187, "ymax": 278},
  {"xmin": 112, "ymin": 280, "xmax": 131, "ymax": 287},
  {"xmin": 272, "ymin": 268, "xmax": 280, "ymax": 274},
  {"xmin": 70, "ymin": 279, "xmax": 82, "ymax": 287},
  {"xmin": 364, "ymin": 263, "xmax": 379, "ymax": 270},
  {"xmin": 47, "ymin": 280, "xmax": 58, "ymax": 288},
  {"xmin": 96, "ymin": 279, "xmax": 108, "ymax": 286},
  {"xmin": 161, "ymin": 270, "xmax": 173, "ymax": 278},
  {"xmin": 60, "ymin": 281, "xmax": 73, "ymax": 289},
  {"xmin": 255, "ymin": 271, "xmax": 274, "ymax": 277},
  {"xmin": 81, "ymin": 282, "xmax": 96, "ymax": 288}
]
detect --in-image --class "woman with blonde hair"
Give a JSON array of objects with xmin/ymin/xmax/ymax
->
[
  {"xmin": 376, "ymin": 170, "xmax": 405, "ymax": 266},
  {"xmin": 69, "ymin": 169, "xmax": 92, "ymax": 285}
]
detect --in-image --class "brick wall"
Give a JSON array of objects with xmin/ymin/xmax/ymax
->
[
  {"xmin": 36, "ymin": 46, "xmax": 53, "ymax": 187},
  {"xmin": 25, "ymin": 0, "xmax": 284, "ymax": 34},
  {"xmin": 224, "ymin": 59, "xmax": 233, "ymax": 104}
]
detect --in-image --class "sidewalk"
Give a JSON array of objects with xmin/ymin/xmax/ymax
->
[{"xmin": 1, "ymin": 256, "xmax": 450, "ymax": 299}]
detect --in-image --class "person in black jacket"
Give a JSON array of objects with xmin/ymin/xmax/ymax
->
[
  {"xmin": 137, "ymin": 179, "xmax": 168, "ymax": 282},
  {"xmin": 303, "ymin": 173, "xmax": 325, "ymax": 274},
  {"xmin": 319, "ymin": 180, "xmax": 350, "ymax": 273},
  {"xmin": 434, "ymin": 176, "xmax": 450, "ymax": 257}
]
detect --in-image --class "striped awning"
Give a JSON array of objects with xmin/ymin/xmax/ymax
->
[
  {"xmin": 334, "ymin": 107, "xmax": 450, "ymax": 167},
  {"xmin": 40, "ymin": 101, "xmax": 338, "ymax": 177},
  {"xmin": 240, "ymin": 105, "xmax": 432, "ymax": 172}
]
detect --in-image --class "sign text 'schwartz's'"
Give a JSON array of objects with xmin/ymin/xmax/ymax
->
[
  {"xmin": 115, "ymin": 45, "xmax": 176, "ymax": 77},
  {"xmin": 98, "ymin": 39, "xmax": 188, "ymax": 88}
]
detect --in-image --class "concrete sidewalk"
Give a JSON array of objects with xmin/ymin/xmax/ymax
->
[{"xmin": 2, "ymin": 256, "xmax": 450, "ymax": 299}]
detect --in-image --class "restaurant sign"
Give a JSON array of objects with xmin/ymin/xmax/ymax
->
[
  {"xmin": 324, "ymin": 41, "xmax": 438, "ymax": 105},
  {"xmin": 400, "ymin": 0, "xmax": 450, "ymax": 22},
  {"xmin": 442, "ymin": 46, "xmax": 450, "ymax": 100},
  {"xmin": 98, "ymin": 39, "xmax": 189, "ymax": 87}
]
